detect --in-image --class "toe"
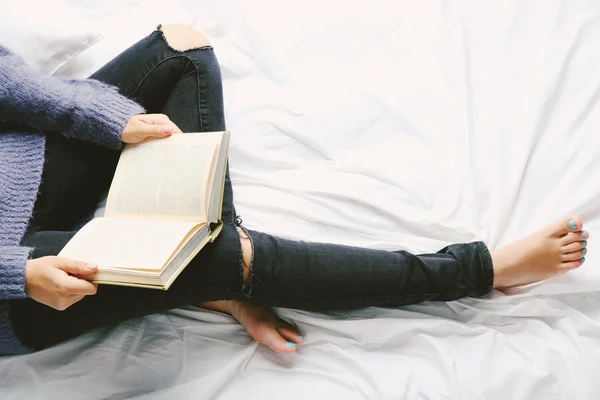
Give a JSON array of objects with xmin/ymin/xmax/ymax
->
[
  {"xmin": 561, "ymin": 258, "xmax": 586, "ymax": 271},
  {"xmin": 560, "ymin": 230, "xmax": 589, "ymax": 246},
  {"xmin": 257, "ymin": 325, "xmax": 297, "ymax": 354},
  {"xmin": 233, "ymin": 303, "xmax": 299, "ymax": 354},
  {"xmin": 274, "ymin": 318, "xmax": 304, "ymax": 344},
  {"xmin": 277, "ymin": 325, "xmax": 304, "ymax": 345},
  {"xmin": 553, "ymin": 216, "xmax": 583, "ymax": 236},
  {"xmin": 562, "ymin": 240, "xmax": 586, "ymax": 253},
  {"xmin": 561, "ymin": 234, "xmax": 580, "ymax": 246},
  {"xmin": 562, "ymin": 250, "xmax": 587, "ymax": 262}
]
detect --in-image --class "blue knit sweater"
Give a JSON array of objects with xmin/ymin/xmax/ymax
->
[{"xmin": 0, "ymin": 44, "xmax": 144, "ymax": 355}]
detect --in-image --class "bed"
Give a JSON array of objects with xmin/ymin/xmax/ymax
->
[{"xmin": 2, "ymin": 0, "xmax": 600, "ymax": 398}]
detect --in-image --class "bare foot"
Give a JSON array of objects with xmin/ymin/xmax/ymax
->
[
  {"xmin": 492, "ymin": 216, "xmax": 589, "ymax": 289},
  {"xmin": 199, "ymin": 300, "xmax": 304, "ymax": 354}
]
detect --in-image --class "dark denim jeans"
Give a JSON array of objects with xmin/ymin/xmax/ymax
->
[{"xmin": 10, "ymin": 27, "xmax": 494, "ymax": 350}]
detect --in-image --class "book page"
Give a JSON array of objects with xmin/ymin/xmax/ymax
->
[
  {"xmin": 58, "ymin": 218, "xmax": 203, "ymax": 270},
  {"xmin": 105, "ymin": 132, "xmax": 224, "ymax": 221},
  {"xmin": 208, "ymin": 132, "xmax": 230, "ymax": 224}
]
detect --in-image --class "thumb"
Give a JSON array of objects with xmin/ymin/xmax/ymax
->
[{"xmin": 53, "ymin": 257, "xmax": 97, "ymax": 275}]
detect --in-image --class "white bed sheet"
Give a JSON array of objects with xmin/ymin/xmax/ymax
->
[{"xmin": 2, "ymin": 0, "xmax": 600, "ymax": 398}]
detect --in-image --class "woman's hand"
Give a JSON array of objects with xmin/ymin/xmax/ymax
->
[
  {"xmin": 121, "ymin": 114, "xmax": 182, "ymax": 144},
  {"xmin": 25, "ymin": 257, "xmax": 98, "ymax": 311}
]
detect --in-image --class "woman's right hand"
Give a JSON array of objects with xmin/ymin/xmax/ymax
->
[
  {"xmin": 25, "ymin": 257, "xmax": 98, "ymax": 311},
  {"xmin": 121, "ymin": 113, "xmax": 183, "ymax": 144}
]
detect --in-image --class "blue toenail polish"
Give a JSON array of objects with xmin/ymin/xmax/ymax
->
[
  {"xmin": 582, "ymin": 248, "xmax": 587, "ymax": 255},
  {"xmin": 298, "ymin": 336, "xmax": 303, "ymax": 339},
  {"xmin": 581, "ymin": 241, "xmax": 587, "ymax": 246},
  {"xmin": 581, "ymin": 257, "xmax": 586, "ymax": 263},
  {"xmin": 568, "ymin": 220, "xmax": 577, "ymax": 230},
  {"xmin": 286, "ymin": 342, "xmax": 296, "ymax": 348},
  {"xmin": 582, "ymin": 232, "xmax": 588, "ymax": 238}
]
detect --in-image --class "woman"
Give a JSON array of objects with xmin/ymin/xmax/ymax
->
[{"xmin": 0, "ymin": 24, "xmax": 589, "ymax": 356}]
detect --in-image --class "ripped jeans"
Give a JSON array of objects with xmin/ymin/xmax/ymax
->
[{"xmin": 10, "ymin": 27, "xmax": 494, "ymax": 350}]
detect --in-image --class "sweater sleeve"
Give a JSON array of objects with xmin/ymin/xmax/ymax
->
[
  {"xmin": 0, "ymin": 246, "xmax": 31, "ymax": 300},
  {"xmin": 0, "ymin": 46, "xmax": 145, "ymax": 150}
]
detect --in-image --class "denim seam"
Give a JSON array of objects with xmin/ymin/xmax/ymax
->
[
  {"xmin": 130, "ymin": 55, "xmax": 193, "ymax": 100},
  {"xmin": 195, "ymin": 59, "xmax": 205, "ymax": 132},
  {"xmin": 128, "ymin": 54, "xmax": 208, "ymax": 132}
]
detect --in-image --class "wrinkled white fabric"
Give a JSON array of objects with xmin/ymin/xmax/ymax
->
[{"xmin": 2, "ymin": 1, "xmax": 600, "ymax": 398}]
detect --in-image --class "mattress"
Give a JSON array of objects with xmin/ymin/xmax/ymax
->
[{"xmin": 2, "ymin": 0, "xmax": 600, "ymax": 398}]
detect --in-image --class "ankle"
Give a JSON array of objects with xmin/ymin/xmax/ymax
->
[
  {"xmin": 199, "ymin": 300, "xmax": 234, "ymax": 315},
  {"xmin": 490, "ymin": 251, "xmax": 509, "ymax": 289}
]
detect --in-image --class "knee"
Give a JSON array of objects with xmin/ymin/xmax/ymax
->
[{"xmin": 160, "ymin": 23, "xmax": 211, "ymax": 51}]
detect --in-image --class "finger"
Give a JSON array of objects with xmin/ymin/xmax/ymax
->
[
  {"xmin": 140, "ymin": 113, "xmax": 171, "ymax": 124},
  {"xmin": 53, "ymin": 257, "xmax": 97, "ymax": 275},
  {"xmin": 276, "ymin": 322, "xmax": 304, "ymax": 345},
  {"xmin": 170, "ymin": 123, "xmax": 183, "ymax": 134},
  {"xmin": 140, "ymin": 124, "xmax": 173, "ymax": 139},
  {"xmin": 61, "ymin": 274, "xmax": 99, "ymax": 295},
  {"xmin": 140, "ymin": 114, "xmax": 182, "ymax": 134}
]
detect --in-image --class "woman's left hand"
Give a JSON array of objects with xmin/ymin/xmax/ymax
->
[{"xmin": 121, "ymin": 113, "xmax": 183, "ymax": 144}]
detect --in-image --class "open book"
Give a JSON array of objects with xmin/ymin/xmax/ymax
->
[{"xmin": 58, "ymin": 131, "xmax": 230, "ymax": 289}]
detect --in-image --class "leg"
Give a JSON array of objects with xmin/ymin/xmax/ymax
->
[
  {"xmin": 11, "ymin": 26, "xmax": 242, "ymax": 350},
  {"xmin": 31, "ymin": 24, "xmax": 233, "ymax": 232},
  {"xmin": 222, "ymin": 216, "xmax": 589, "ymax": 354},
  {"xmin": 28, "ymin": 135, "xmax": 120, "ymax": 231},
  {"xmin": 244, "ymin": 230, "xmax": 494, "ymax": 310},
  {"xmin": 11, "ymin": 224, "xmax": 242, "ymax": 350},
  {"xmin": 240, "ymin": 216, "xmax": 589, "ymax": 310},
  {"xmin": 29, "ymin": 25, "xmax": 217, "ymax": 232},
  {"xmin": 89, "ymin": 24, "xmax": 234, "ymax": 222}
]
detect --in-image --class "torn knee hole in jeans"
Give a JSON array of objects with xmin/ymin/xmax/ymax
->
[
  {"xmin": 156, "ymin": 24, "xmax": 213, "ymax": 53},
  {"xmin": 236, "ymin": 217, "xmax": 258, "ymax": 297}
]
